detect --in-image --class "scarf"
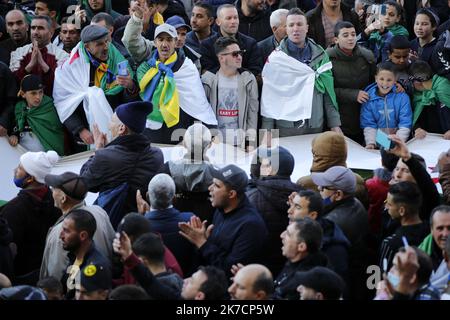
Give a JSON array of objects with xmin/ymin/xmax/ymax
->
[
  {"xmin": 80, "ymin": 42, "xmax": 132, "ymax": 95},
  {"xmin": 153, "ymin": 12, "xmax": 164, "ymax": 25},
  {"xmin": 413, "ymin": 75, "xmax": 450, "ymax": 124},
  {"xmin": 15, "ymin": 95, "xmax": 65, "ymax": 155},
  {"xmin": 138, "ymin": 50, "xmax": 180, "ymax": 128}
]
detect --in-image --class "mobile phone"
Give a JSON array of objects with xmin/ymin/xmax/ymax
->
[
  {"xmin": 78, "ymin": 0, "xmax": 85, "ymax": 10},
  {"xmin": 376, "ymin": 129, "xmax": 396, "ymax": 150},
  {"xmin": 380, "ymin": 4, "xmax": 386, "ymax": 16},
  {"xmin": 117, "ymin": 61, "xmax": 129, "ymax": 76}
]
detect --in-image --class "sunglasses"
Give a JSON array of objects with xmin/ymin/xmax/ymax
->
[
  {"xmin": 220, "ymin": 49, "xmax": 246, "ymax": 57},
  {"xmin": 408, "ymin": 75, "xmax": 431, "ymax": 82}
]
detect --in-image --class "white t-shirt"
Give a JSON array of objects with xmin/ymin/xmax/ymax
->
[{"xmin": 217, "ymin": 72, "xmax": 239, "ymax": 145}]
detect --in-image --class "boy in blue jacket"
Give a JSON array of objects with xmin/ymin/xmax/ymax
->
[{"xmin": 361, "ymin": 62, "xmax": 412, "ymax": 149}]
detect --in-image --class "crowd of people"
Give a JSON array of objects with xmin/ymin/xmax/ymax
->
[{"xmin": 0, "ymin": 0, "xmax": 449, "ymax": 301}]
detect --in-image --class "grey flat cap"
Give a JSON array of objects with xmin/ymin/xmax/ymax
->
[{"xmin": 81, "ymin": 25, "xmax": 109, "ymax": 43}]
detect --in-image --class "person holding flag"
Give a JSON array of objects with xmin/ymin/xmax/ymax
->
[
  {"xmin": 122, "ymin": 7, "xmax": 217, "ymax": 144},
  {"xmin": 53, "ymin": 25, "xmax": 138, "ymax": 152},
  {"xmin": 261, "ymin": 8, "xmax": 342, "ymax": 138}
]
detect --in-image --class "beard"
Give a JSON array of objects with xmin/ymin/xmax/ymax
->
[{"xmin": 62, "ymin": 237, "xmax": 81, "ymax": 252}]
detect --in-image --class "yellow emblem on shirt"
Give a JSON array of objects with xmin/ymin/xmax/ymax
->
[{"xmin": 83, "ymin": 265, "xmax": 97, "ymax": 277}]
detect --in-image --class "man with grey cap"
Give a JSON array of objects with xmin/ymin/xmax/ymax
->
[
  {"xmin": 179, "ymin": 164, "xmax": 268, "ymax": 277},
  {"xmin": 53, "ymin": 24, "xmax": 138, "ymax": 152},
  {"xmin": 122, "ymin": 9, "xmax": 217, "ymax": 144},
  {"xmin": 80, "ymin": 101, "xmax": 164, "ymax": 229},
  {"xmin": 311, "ymin": 165, "xmax": 368, "ymax": 300},
  {"xmin": 40, "ymin": 172, "xmax": 115, "ymax": 282}
]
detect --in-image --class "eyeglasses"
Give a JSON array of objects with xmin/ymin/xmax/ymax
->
[{"xmin": 220, "ymin": 50, "xmax": 246, "ymax": 58}]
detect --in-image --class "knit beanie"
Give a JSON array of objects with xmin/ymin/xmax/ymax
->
[
  {"xmin": 20, "ymin": 151, "xmax": 59, "ymax": 184},
  {"xmin": 115, "ymin": 101, "xmax": 153, "ymax": 134}
]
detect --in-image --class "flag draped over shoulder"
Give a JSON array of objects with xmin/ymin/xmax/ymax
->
[
  {"xmin": 53, "ymin": 42, "xmax": 133, "ymax": 136},
  {"xmin": 261, "ymin": 50, "xmax": 337, "ymax": 122},
  {"xmin": 138, "ymin": 50, "xmax": 180, "ymax": 128},
  {"xmin": 137, "ymin": 50, "xmax": 217, "ymax": 129},
  {"xmin": 413, "ymin": 75, "xmax": 450, "ymax": 124},
  {"xmin": 15, "ymin": 95, "xmax": 64, "ymax": 155}
]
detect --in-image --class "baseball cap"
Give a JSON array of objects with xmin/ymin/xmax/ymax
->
[
  {"xmin": 20, "ymin": 74, "xmax": 44, "ymax": 93},
  {"xmin": 293, "ymin": 267, "xmax": 345, "ymax": 300},
  {"xmin": 166, "ymin": 15, "xmax": 191, "ymax": 31},
  {"xmin": 154, "ymin": 23, "xmax": 177, "ymax": 39},
  {"xmin": 311, "ymin": 166, "xmax": 356, "ymax": 194},
  {"xmin": 210, "ymin": 164, "xmax": 248, "ymax": 193},
  {"xmin": 80, "ymin": 263, "xmax": 112, "ymax": 292},
  {"xmin": 44, "ymin": 172, "xmax": 88, "ymax": 201}
]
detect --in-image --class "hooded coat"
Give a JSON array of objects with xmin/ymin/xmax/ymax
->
[
  {"xmin": 247, "ymin": 176, "xmax": 300, "ymax": 276},
  {"xmin": 297, "ymin": 131, "xmax": 369, "ymax": 208}
]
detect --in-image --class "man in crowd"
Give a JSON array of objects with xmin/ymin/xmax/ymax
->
[
  {"xmin": 228, "ymin": 264, "xmax": 274, "ymax": 300},
  {"xmin": 236, "ymin": 0, "xmax": 272, "ymax": 42},
  {"xmin": 0, "ymin": 151, "xmax": 61, "ymax": 284},
  {"xmin": 261, "ymin": 8, "xmax": 342, "ymax": 137},
  {"xmin": 122, "ymin": 20, "xmax": 217, "ymax": 144},
  {"xmin": 40, "ymin": 172, "xmax": 115, "ymax": 281},
  {"xmin": 258, "ymin": 8, "xmax": 288, "ymax": 63},
  {"xmin": 179, "ymin": 164, "xmax": 268, "ymax": 277},
  {"xmin": 185, "ymin": 3, "xmax": 215, "ymax": 54},
  {"xmin": 54, "ymin": 17, "xmax": 81, "ymax": 53},
  {"xmin": 200, "ymin": 4, "xmax": 263, "ymax": 77},
  {"xmin": 80, "ymin": 101, "xmax": 163, "ymax": 229},
  {"xmin": 10, "ymin": 15, "xmax": 69, "ymax": 96},
  {"xmin": 60, "ymin": 209, "xmax": 111, "ymax": 299},
  {"xmin": 0, "ymin": 9, "xmax": 30, "ymax": 65},
  {"xmin": 53, "ymin": 24, "xmax": 137, "ymax": 149}
]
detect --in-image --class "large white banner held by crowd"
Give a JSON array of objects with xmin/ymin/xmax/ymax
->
[{"xmin": 1, "ymin": 134, "xmax": 449, "ymax": 203}]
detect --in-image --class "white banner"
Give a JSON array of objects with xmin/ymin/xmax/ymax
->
[{"xmin": 1, "ymin": 134, "xmax": 449, "ymax": 203}]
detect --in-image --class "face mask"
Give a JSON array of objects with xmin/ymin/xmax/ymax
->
[
  {"xmin": 323, "ymin": 192, "xmax": 336, "ymax": 206},
  {"xmin": 13, "ymin": 175, "xmax": 30, "ymax": 188},
  {"xmin": 387, "ymin": 272, "xmax": 400, "ymax": 288}
]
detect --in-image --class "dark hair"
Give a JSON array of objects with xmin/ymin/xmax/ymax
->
[
  {"xmin": 117, "ymin": 213, "xmax": 152, "ymax": 242},
  {"xmin": 298, "ymin": 190, "xmax": 324, "ymax": 217},
  {"xmin": 409, "ymin": 60, "xmax": 433, "ymax": 81},
  {"xmin": 32, "ymin": 15, "xmax": 53, "ymax": 30},
  {"xmin": 253, "ymin": 271, "xmax": 274, "ymax": 296},
  {"xmin": 388, "ymin": 35, "xmax": 410, "ymax": 52},
  {"xmin": 287, "ymin": 7, "xmax": 305, "ymax": 18},
  {"xmin": 193, "ymin": 3, "xmax": 214, "ymax": 19},
  {"xmin": 66, "ymin": 209, "xmax": 97, "ymax": 239},
  {"xmin": 384, "ymin": 1, "xmax": 403, "ymax": 18},
  {"xmin": 376, "ymin": 61, "xmax": 396, "ymax": 75},
  {"xmin": 380, "ymin": 148, "xmax": 398, "ymax": 172},
  {"xmin": 132, "ymin": 232, "xmax": 165, "ymax": 265},
  {"xmin": 109, "ymin": 285, "xmax": 149, "ymax": 300},
  {"xmin": 429, "ymin": 205, "xmax": 450, "ymax": 227},
  {"xmin": 91, "ymin": 12, "xmax": 114, "ymax": 29},
  {"xmin": 415, "ymin": 8, "xmax": 438, "ymax": 28},
  {"xmin": 198, "ymin": 266, "xmax": 228, "ymax": 300},
  {"xmin": 334, "ymin": 21, "xmax": 354, "ymax": 37},
  {"xmin": 37, "ymin": 277, "xmax": 63, "ymax": 295},
  {"xmin": 293, "ymin": 218, "xmax": 323, "ymax": 253},
  {"xmin": 214, "ymin": 36, "xmax": 239, "ymax": 55},
  {"xmin": 36, "ymin": 0, "xmax": 60, "ymax": 12},
  {"xmin": 388, "ymin": 181, "xmax": 422, "ymax": 216}
]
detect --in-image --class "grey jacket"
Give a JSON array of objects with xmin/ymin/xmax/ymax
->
[
  {"xmin": 39, "ymin": 202, "xmax": 115, "ymax": 281},
  {"xmin": 261, "ymin": 38, "xmax": 341, "ymax": 137},
  {"xmin": 201, "ymin": 70, "xmax": 259, "ymax": 144}
]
